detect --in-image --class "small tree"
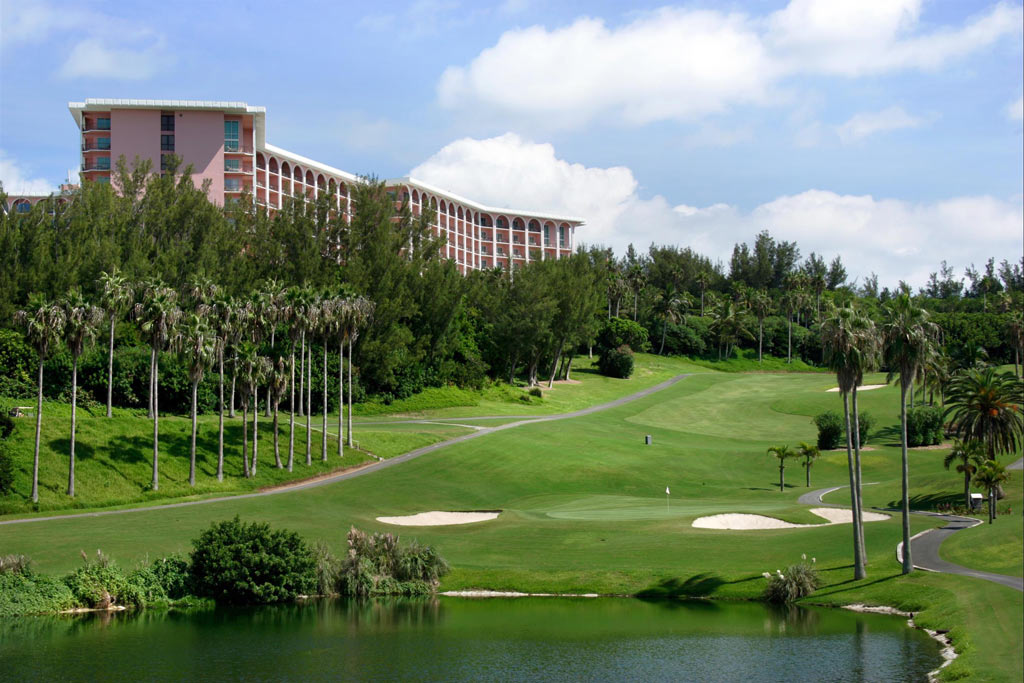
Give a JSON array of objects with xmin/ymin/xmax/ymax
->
[
  {"xmin": 58, "ymin": 289, "xmax": 103, "ymax": 497},
  {"xmin": 797, "ymin": 442, "xmax": 819, "ymax": 487},
  {"xmin": 174, "ymin": 314, "xmax": 217, "ymax": 487},
  {"xmin": 98, "ymin": 269, "xmax": 134, "ymax": 419},
  {"xmin": 973, "ymin": 461, "xmax": 1010, "ymax": 524},
  {"xmin": 767, "ymin": 445, "xmax": 794, "ymax": 492},
  {"xmin": 814, "ymin": 411, "xmax": 843, "ymax": 450},
  {"xmin": 943, "ymin": 439, "xmax": 985, "ymax": 510}
]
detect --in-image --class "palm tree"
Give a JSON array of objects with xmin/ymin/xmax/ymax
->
[
  {"xmin": 15, "ymin": 295, "xmax": 66, "ymax": 503},
  {"xmin": 883, "ymin": 294, "xmax": 939, "ymax": 574},
  {"xmin": 944, "ymin": 367, "xmax": 1023, "ymax": 465},
  {"xmin": 797, "ymin": 441, "xmax": 819, "ymax": 487},
  {"xmin": 943, "ymin": 439, "xmax": 985, "ymax": 510},
  {"xmin": 282, "ymin": 287, "xmax": 306, "ymax": 472},
  {"xmin": 695, "ymin": 270, "xmax": 711, "ymax": 316},
  {"xmin": 334, "ymin": 298, "xmax": 352, "ymax": 458},
  {"xmin": 709, "ymin": 299, "xmax": 753, "ymax": 360},
  {"xmin": 174, "ymin": 313, "xmax": 217, "ymax": 487},
  {"xmin": 304, "ymin": 292, "xmax": 321, "ymax": 466},
  {"xmin": 347, "ymin": 297, "xmax": 374, "ymax": 449},
  {"xmin": 270, "ymin": 356, "xmax": 289, "ymax": 469},
  {"xmin": 822, "ymin": 304, "xmax": 878, "ymax": 579},
  {"xmin": 1007, "ymin": 309, "xmax": 1023, "ymax": 378},
  {"xmin": 210, "ymin": 293, "xmax": 234, "ymax": 482},
  {"xmin": 133, "ymin": 282, "xmax": 181, "ymax": 491},
  {"xmin": 973, "ymin": 460, "xmax": 1010, "ymax": 524},
  {"xmin": 318, "ymin": 295, "xmax": 337, "ymax": 462},
  {"xmin": 749, "ymin": 290, "xmax": 771, "ymax": 364},
  {"xmin": 767, "ymin": 445, "xmax": 794, "ymax": 492},
  {"xmin": 98, "ymin": 268, "xmax": 133, "ymax": 418},
  {"xmin": 652, "ymin": 288, "xmax": 683, "ymax": 356},
  {"xmin": 236, "ymin": 342, "xmax": 262, "ymax": 477},
  {"xmin": 58, "ymin": 289, "xmax": 103, "ymax": 497}
]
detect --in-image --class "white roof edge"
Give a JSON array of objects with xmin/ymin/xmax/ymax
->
[
  {"xmin": 70, "ymin": 99, "xmax": 265, "ymax": 114},
  {"xmin": 387, "ymin": 176, "xmax": 585, "ymax": 225},
  {"xmin": 261, "ymin": 143, "xmax": 363, "ymax": 184}
]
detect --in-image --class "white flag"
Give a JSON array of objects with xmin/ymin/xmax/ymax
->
[{"xmin": 666, "ymin": 487, "xmax": 670, "ymax": 495}]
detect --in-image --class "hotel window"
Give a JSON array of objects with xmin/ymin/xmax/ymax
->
[
  {"xmin": 544, "ymin": 226, "xmax": 550, "ymax": 246},
  {"xmin": 161, "ymin": 135, "xmax": 174, "ymax": 151},
  {"xmin": 225, "ymin": 178, "xmax": 242, "ymax": 191},
  {"xmin": 224, "ymin": 121, "xmax": 240, "ymax": 152},
  {"xmin": 225, "ymin": 159, "xmax": 241, "ymax": 172},
  {"xmin": 97, "ymin": 118, "xmax": 111, "ymax": 130},
  {"xmin": 161, "ymin": 114, "xmax": 175, "ymax": 132},
  {"xmin": 559, "ymin": 226, "xmax": 566, "ymax": 248},
  {"xmin": 96, "ymin": 157, "xmax": 111, "ymax": 170},
  {"xmin": 160, "ymin": 155, "xmax": 170, "ymax": 171},
  {"xmin": 96, "ymin": 176, "xmax": 110, "ymax": 184},
  {"xmin": 97, "ymin": 137, "xmax": 111, "ymax": 150},
  {"xmin": 14, "ymin": 200, "xmax": 31, "ymax": 213}
]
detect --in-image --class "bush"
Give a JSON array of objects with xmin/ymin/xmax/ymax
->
[
  {"xmin": 337, "ymin": 527, "xmax": 449, "ymax": 597},
  {"xmin": 528, "ymin": 386, "xmax": 543, "ymax": 398},
  {"xmin": 63, "ymin": 550, "xmax": 140, "ymax": 608},
  {"xmin": 907, "ymin": 406, "xmax": 943, "ymax": 447},
  {"xmin": 0, "ymin": 569, "xmax": 76, "ymax": 617},
  {"xmin": 0, "ymin": 441, "xmax": 14, "ymax": 496},
  {"xmin": 149, "ymin": 555, "xmax": 191, "ymax": 599},
  {"xmin": 814, "ymin": 411, "xmax": 843, "ymax": 450},
  {"xmin": 598, "ymin": 345, "xmax": 634, "ymax": 379},
  {"xmin": 597, "ymin": 317, "xmax": 649, "ymax": 353},
  {"xmin": 0, "ymin": 554, "xmax": 31, "ymax": 574},
  {"xmin": 0, "ymin": 329, "xmax": 34, "ymax": 398},
  {"xmin": 762, "ymin": 555, "xmax": 820, "ymax": 604},
  {"xmin": 189, "ymin": 516, "xmax": 315, "ymax": 605}
]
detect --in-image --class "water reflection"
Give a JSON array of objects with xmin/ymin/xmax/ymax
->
[{"xmin": 2, "ymin": 597, "xmax": 941, "ymax": 682}]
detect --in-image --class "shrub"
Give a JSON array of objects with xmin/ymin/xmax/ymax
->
[
  {"xmin": 189, "ymin": 516, "xmax": 315, "ymax": 605},
  {"xmin": 63, "ymin": 550, "xmax": 138, "ymax": 608},
  {"xmin": 337, "ymin": 527, "xmax": 449, "ymax": 597},
  {"xmin": 0, "ymin": 554, "xmax": 31, "ymax": 574},
  {"xmin": 528, "ymin": 386, "xmax": 543, "ymax": 398},
  {"xmin": 762, "ymin": 555, "xmax": 820, "ymax": 604},
  {"xmin": 814, "ymin": 411, "xmax": 843, "ymax": 450},
  {"xmin": 0, "ymin": 441, "xmax": 14, "ymax": 496},
  {"xmin": 312, "ymin": 540, "xmax": 339, "ymax": 596},
  {"xmin": 598, "ymin": 345, "xmax": 634, "ymax": 379},
  {"xmin": 907, "ymin": 406, "xmax": 943, "ymax": 447},
  {"xmin": 149, "ymin": 555, "xmax": 191, "ymax": 599},
  {"xmin": 0, "ymin": 569, "xmax": 76, "ymax": 617},
  {"xmin": 597, "ymin": 317, "xmax": 649, "ymax": 353},
  {"xmin": 856, "ymin": 411, "xmax": 874, "ymax": 445}
]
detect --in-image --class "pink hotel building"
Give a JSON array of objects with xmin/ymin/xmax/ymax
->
[{"xmin": 7, "ymin": 99, "xmax": 584, "ymax": 274}]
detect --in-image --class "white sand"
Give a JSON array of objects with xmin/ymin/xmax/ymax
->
[
  {"xmin": 826, "ymin": 384, "xmax": 887, "ymax": 393},
  {"xmin": 692, "ymin": 507, "xmax": 890, "ymax": 530},
  {"xmin": 376, "ymin": 511, "xmax": 500, "ymax": 526}
]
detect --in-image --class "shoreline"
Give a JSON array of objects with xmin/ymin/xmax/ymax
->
[{"xmin": 840, "ymin": 603, "xmax": 957, "ymax": 682}]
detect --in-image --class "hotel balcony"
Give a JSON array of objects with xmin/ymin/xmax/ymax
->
[
  {"xmin": 83, "ymin": 161, "xmax": 111, "ymax": 172},
  {"xmin": 225, "ymin": 164, "xmax": 254, "ymax": 174},
  {"xmin": 82, "ymin": 142, "xmax": 111, "ymax": 152},
  {"xmin": 224, "ymin": 142, "xmax": 254, "ymax": 154}
]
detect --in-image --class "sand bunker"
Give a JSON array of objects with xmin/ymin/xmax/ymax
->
[
  {"xmin": 826, "ymin": 384, "xmax": 887, "ymax": 393},
  {"xmin": 376, "ymin": 511, "xmax": 500, "ymax": 526},
  {"xmin": 692, "ymin": 507, "xmax": 890, "ymax": 530}
]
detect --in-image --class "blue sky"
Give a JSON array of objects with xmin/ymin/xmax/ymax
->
[{"xmin": 1, "ymin": 0, "xmax": 1021, "ymax": 287}]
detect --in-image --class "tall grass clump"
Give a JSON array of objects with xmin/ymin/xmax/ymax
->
[
  {"xmin": 336, "ymin": 526, "xmax": 449, "ymax": 597},
  {"xmin": 762, "ymin": 555, "xmax": 821, "ymax": 604}
]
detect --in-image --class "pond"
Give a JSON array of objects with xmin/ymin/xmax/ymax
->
[{"xmin": 1, "ymin": 597, "xmax": 941, "ymax": 681}]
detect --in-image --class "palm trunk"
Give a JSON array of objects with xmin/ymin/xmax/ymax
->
[
  {"xmin": 152, "ymin": 352, "xmax": 159, "ymax": 491},
  {"xmin": 148, "ymin": 347, "xmax": 155, "ymax": 418},
  {"xmin": 242, "ymin": 399, "xmax": 249, "ymax": 477},
  {"xmin": 633, "ymin": 293, "xmax": 638, "ymax": 321},
  {"xmin": 32, "ymin": 360, "xmax": 43, "ymax": 503},
  {"xmin": 779, "ymin": 463, "xmax": 784, "ymax": 492},
  {"xmin": 189, "ymin": 379, "xmax": 198, "ymax": 486},
  {"xmin": 217, "ymin": 348, "xmax": 225, "ymax": 482},
  {"xmin": 547, "ymin": 339, "xmax": 565, "ymax": 388},
  {"xmin": 251, "ymin": 385, "xmax": 259, "ymax": 476},
  {"xmin": 106, "ymin": 316, "xmax": 115, "ymax": 418},
  {"xmin": 306, "ymin": 342, "xmax": 312, "ymax": 465},
  {"xmin": 321, "ymin": 341, "xmax": 328, "ymax": 462},
  {"xmin": 273, "ymin": 399, "xmax": 282, "ymax": 468},
  {"xmin": 68, "ymin": 356, "xmax": 78, "ymax": 497},
  {"xmin": 787, "ymin": 316, "xmax": 792, "ymax": 364},
  {"xmin": 347, "ymin": 336, "xmax": 353, "ymax": 448},
  {"xmin": 564, "ymin": 355, "xmax": 573, "ymax": 381},
  {"xmin": 989, "ymin": 488, "xmax": 995, "ymax": 523},
  {"xmin": 805, "ymin": 459, "xmax": 810, "ymax": 487},
  {"xmin": 758, "ymin": 320, "xmax": 763, "ymax": 364},
  {"xmin": 265, "ymin": 329, "xmax": 275, "ymax": 417},
  {"xmin": 344, "ymin": 337, "xmax": 348, "ymax": 456},
  {"xmin": 288, "ymin": 341, "xmax": 295, "ymax": 472},
  {"xmin": 899, "ymin": 380, "xmax": 913, "ymax": 574},
  {"xmin": 852, "ymin": 386, "xmax": 867, "ymax": 566},
  {"xmin": 843, "ymin": 392, "xmax": 865, "ymax": 580},
  {"xmin": 299, "ymin": 331, "xmax": 306, "ymax": 417},
  {"xmin": 963, "ymin": 470, "xmax": 971, "ymax": 509},
  {"xmin": 229, "ymin": 353, "xmax": 237, "ymax": 418},
  {"xmin": 659, "ymin": 320, "xmax": 667, "ymax": 355}
]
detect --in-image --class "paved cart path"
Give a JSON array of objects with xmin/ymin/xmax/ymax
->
[
  {"xmin": 799, "ymin": 484, "xmax": 1023, "ymax": 592},
  {"xmin": 0, "ymin": 374, "xmax": 692, "ymax": 527}
]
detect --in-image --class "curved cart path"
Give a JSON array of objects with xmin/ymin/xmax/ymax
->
[
  {"xmin": 0, "ymin": 374, "xmax": 692, "ymax": 527},
  {"xmin": 800, "ymin": 484, "xmax": 1023, "ymax": 592}
]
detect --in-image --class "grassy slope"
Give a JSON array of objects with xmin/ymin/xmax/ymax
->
[{"xmin": 0, "ymin": 365, "xmax": 1020, "ymax": 680}]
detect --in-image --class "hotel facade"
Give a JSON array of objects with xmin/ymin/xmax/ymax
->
[{"xmin": 6, "ymin": 99, "xmax": 584, "ymax": 274}]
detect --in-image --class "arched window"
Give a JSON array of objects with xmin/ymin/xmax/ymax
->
[
  {"xmin": 513, "ymin": 217, "xmax": 524, "ymax": 229},
  {"xmin": 306, "ymin": 170, "xmax": 314, "ymax": 186},
  {"xmin": 317, "ymin": 173, "xmax": 325, "ymax": 190},
  {"xmin": 269, "ymin": 158, "xmax": 279, "ymax": 174},
  {"xmin": 293, "ymin": 165, "xmax": 303, "ymax": 182},
  {"xmin": 412, "ymin": 189, "xmax": 419, "ymax": 204},
  {"xmin": 528, "ymin": 219, "xmax": 540, "ymax": 232},
  {"xmin": 281, "ymin": 161, "xmax": 290, "ymax": 177},
  {"xmin": 13, "ymin": 199, "xmax": 31, "ymax": 213},
  {"xmin": 497, "ymin": 216, "xmax": 508, "ymax": 229}
]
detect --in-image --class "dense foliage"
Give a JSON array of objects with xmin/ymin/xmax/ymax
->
[
  {"xmin": 762, "ymin": 555, "xmax": 821, "ymax": 604},
  {"xmin": 598, "ymin": 345, "xmax": 635, "ymax": 379},
  {"xmin": 906, "ymin": 406, "xmax": 943, "ymax": 447},
  {"xmin": 814, "ymin": 411, "xmax": 843, "ymax": 450},
  {"xmin": 189, "ymin": 516, "xmax": 315, "ymax": 605},
  {"xmin": 334, "ymin": 527, "xmax": 450, "ymax": 597}
]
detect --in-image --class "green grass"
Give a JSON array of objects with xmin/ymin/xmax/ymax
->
[
  {"xmin": 0, "ymin": 362, "xmax": 1020, "ymax": 680},
  {"xmin": 686, "ymin": 349, "xmax": 828, "ymax": 373}
]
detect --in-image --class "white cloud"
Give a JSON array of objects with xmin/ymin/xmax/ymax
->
[
  {"xmin": 411, "ymin": 133, "xmax": 1023, "ymax": 287},
  {"xmin": 438, "ymin": 0, "xmax": 1023, "ymax": 127},
  {"xmin": 836, "ymin": 106, "xmax": 925, "ymax": 143},
  {"xmin": 0, "ymin": 0, "xmax": 87, "ymax": 45},
  {"xmin": 1007, "ymin": 95, "xmax": 1024, "ymax": 121},
  {"xmin": 0, "ymin": 150, "xmax": 57, "ymax": 195},
  {"xmin": 58, "ymin": 38, "xmax": 168, "ymax": 80}
]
